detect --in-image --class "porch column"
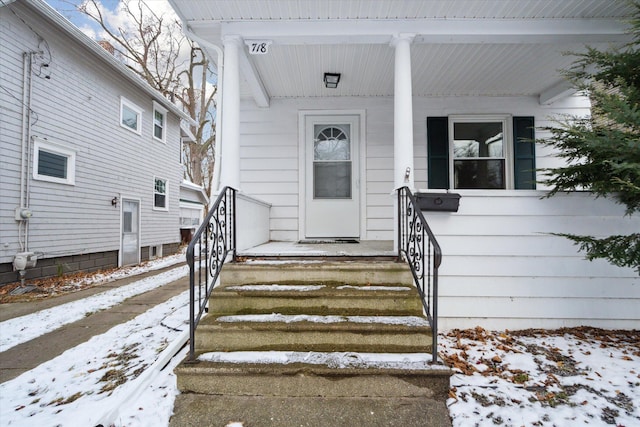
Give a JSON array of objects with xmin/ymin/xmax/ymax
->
[
  {"xmin": 392, "ymin": 34, "xmax": 415, "ymax": 190},
  {"xmin": 220, "ymin": 35, "xmax": 242, "ymax": 190}
]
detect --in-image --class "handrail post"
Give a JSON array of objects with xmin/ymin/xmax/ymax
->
[
  {"xmin": 397, "ymin": 188, "xmax": 402, "ymax": 262},
  {"xmin": 187, "ymin": 245, "xmax": 195, "ymax": 362},
  {"xmin": 232, "ymin": 188, "xmax": 237, "ymax": 262},
  {"xmin": 432, "ymin": 265, "xmax": 439, "ymax": 363}
]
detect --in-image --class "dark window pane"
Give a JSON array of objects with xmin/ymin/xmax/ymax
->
[
  {"xmin": 155, "ymin": 179, "xmax": 166, "ymax": 193},
  {"xmin": 314, "ymin": 162, "xmax": 351, "ymax": 199},
  {"xmin": 155, "ymin": 193, "xmax": 166, "ymax": 208},
  {"xmin": 454, "ymin": 159, "xmax": 505, "ymax": 189},
  {"xmin": 453, "ymin": 122, "xmax": 503, "ymax": 158},
  {"xmin": 38, "ymin": 150, "xmax": 67, "ymax": 179},
  {"xmin": 123, "ymin": 211, "xmax": 132, "ymax": 233}
]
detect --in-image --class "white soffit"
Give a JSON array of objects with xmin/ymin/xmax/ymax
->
[
  {"xmin": 170, "ymin": 0, "xmax": 635, "ymax": 102},
  {"xmin": 171, "ymin": 0, "xmax": 634, "ymax": 21}
]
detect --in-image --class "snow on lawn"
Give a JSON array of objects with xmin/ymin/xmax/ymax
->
[
  {"xmin": 441, "ymin": 327, "xmax": 640, "ymax": 427},
  {"xmin": 0, "ymin": 290, "xmax": 190, "ymax": 427},
  {"xmin": 2, "ymin": 252, "xmax": 638, "ymax": 427},
  {"xmin": 1, "ymin": 303, "xmax": 638, "ymax": 427},
  {"xmin": 0, "ymin": 264, "xmax": 189, "ymax": 352}
]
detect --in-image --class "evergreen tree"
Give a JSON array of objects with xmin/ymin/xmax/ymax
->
[{"xmin": 540, "ymin": 2, "xmax": 640, "ymax": 271}]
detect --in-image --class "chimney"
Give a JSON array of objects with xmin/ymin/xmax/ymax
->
[{"xmin": 98, "ymin": 40, "xmax": 115, "ymax": 55}]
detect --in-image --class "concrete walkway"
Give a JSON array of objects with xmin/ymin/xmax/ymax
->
[{"xmin": 0, "ymin": 263, "xmax": 189, "ymax": 383}]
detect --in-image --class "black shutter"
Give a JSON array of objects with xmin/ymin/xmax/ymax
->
[
  {"xmin": 513, "ymin": 116, "xmax": 536, "ymax": 189},
  {"xmin": 427, "ymin": 117, "xmax": 449, "ymax": 189}
]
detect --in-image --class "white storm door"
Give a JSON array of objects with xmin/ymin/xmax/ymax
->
[
  {"xmin": 121, "ymin": 199, "xmax": 140, "ymax": 266},
  {"xmin": 305, "ymin": 115, "xmax": 360, "ymax": 238}
]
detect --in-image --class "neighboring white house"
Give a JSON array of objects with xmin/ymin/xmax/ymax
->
[
  {"xmin": 0, "ymin": 0, "xmax": 193, "ymax": 285},
  {"xmin": 169, "ymin": 0, "xmax": 640, "ymax": 330},
  {"xmin": 179, "ymin": 179, "xmax": 208, "ymax": 243}
]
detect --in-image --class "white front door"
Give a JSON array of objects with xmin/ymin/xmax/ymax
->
[
  {"xmin": 121, "ymin": 199, "xmax": 140, "ymax": 266},
  {"xmin": 305, "ymin": 115, "xmax": 360, "ymax": 239}
]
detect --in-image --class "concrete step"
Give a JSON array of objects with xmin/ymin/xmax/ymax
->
[
  {"xmin": 195, "ymin": 315, "xmax": 433, "ymax": 353},
  {"xmin": 208, "ymin": 281, "xmax": 424, "ymax": 316},
  {"xmin": 220, "ymin": 260, "xmax": 413, "ymax": 286},
  {"xmin": 172, "ymin": 258, "xmax": 452, "ymax": 426},
  {"xmin": 175, "ymin": 354, "xmax": 451, "ymax": 400},
  {"xmin": 170, "ymin": 394, "xmax": 452, "ymax": 427}
]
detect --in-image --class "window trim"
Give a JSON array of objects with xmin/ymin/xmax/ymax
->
[
  {"xmin": 153, "ymin": 177, "xmax": 168, "ymax": 211},
  {"xmin": 152, "ymin": 101, "xmax": 167, "ymax": 143},
  {"xmin": 120, "ymin": 97, "xmax": 143, "ymax": 135},
  {"xmin": 33, "ymin": 138, "xmax": 76, "ymax": 185},
  {"xmin": 448, "ymin": 115, "xmax": 514, "ymax": 190}
]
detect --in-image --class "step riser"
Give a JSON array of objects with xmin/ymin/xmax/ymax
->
[
  {"xmin": 195, "ymin": 328, "xmax": 433, "ymax": 353},
  {"xmin": 209, "ymin": 295, "xmax": 424, "ymax": 316},
  {"xmin": 221, "ymin": 263, "xmax": 413, "ymax": 286},
  {"xmin": 169, "ymin": 395, "xmax": 452, "ymax": 427},
  {"xmin": 176, "ymin": 368, "xmax": 450, "ymax": 400}
]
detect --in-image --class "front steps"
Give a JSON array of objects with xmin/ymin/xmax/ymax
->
[{"xmin": 171, "ymin": 259, "xmax": 452, "ymax": 427}]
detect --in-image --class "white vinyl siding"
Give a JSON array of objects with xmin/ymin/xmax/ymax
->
[
  {"xmin": 236, "ymin": 94, "xmax": 638, "ymax": 329},
  {"xmin": 427, "ymin": 191, "xmax": 639, "ymax": 330},
  {"xmin": 33, "ymin": 138, "xmax": 76, "ymax": 185},
  {"xmin": 238, "ymin": 96, "xmax": 623, "ymax": 241},
  {"xmin": 120, "ymin": 97, "xmax": 142, "ymax": 135},
  {"xmin": 0, "ymin": 3, "xmax": 182, "ymax": 266}
]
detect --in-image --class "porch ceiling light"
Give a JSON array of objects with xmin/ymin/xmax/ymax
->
[{"xmin": 323, "ymin": 72, "xmax": 341, "ymax": 89}]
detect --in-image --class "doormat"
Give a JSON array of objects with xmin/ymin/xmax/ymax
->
[{"xmin": 299, "ymin": 239, "xmax": 359, "ymax": 244}]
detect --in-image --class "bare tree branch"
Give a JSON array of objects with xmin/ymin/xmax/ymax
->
[{"xmin": 76, "ymin": 0, "xmax": 217, "ymax": 197}]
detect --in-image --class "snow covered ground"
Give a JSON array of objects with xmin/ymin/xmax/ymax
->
[
  {"xmin": 1, "ymin": 257, "xmax": 638, "ymax": 426},
  {"xmin": 2, "ymin": 312, "xmax": 637, "ymax": 426},
  {"xmin": 0, "ymin": 288, "xmax": 190, "ymax": 426},
  {"xmin": 441, "ymin": 327, "xmax": 640, "ymax": 427},
  {"xmin": 0, "ymin": 263, "xmax": 188, "ymax": 352}
]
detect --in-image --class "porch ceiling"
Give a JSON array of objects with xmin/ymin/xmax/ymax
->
[{"xmin": 169, "ymin": 0, "xmax": 635, "ymax": 104}]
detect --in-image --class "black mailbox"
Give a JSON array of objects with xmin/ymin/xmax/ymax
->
[{"xmin": 415, "ymin": 192, "xmax": 461, "ymax": 212}]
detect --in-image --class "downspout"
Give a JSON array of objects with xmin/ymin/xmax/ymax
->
[
  {"xmin": 180, "ymin": 25, "xmax": 225, "ymax": 200},
  {"xmin": 25, "ymin": 57, "xmax": 35, "ymax": 251},
  {"xmin": 18, "ymin": 52, "xmax": 35, "ymax": 252}
]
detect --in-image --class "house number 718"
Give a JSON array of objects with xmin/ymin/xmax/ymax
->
[{"xmin": 246, "ymin": 40, "xmax": 271, "ymax": 55}]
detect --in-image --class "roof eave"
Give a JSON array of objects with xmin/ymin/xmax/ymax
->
[{"xmin": 24, "ymin": 0, "xmax": 196, "ymax": 126}]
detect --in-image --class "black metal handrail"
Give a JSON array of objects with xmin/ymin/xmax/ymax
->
[
  {"xmin": 185, "ymin": 186, "xmax": 236, "ymax": 361},
  {"xmin": 397, "ymin": 186, "xmax": 442, "ymax": 364}
]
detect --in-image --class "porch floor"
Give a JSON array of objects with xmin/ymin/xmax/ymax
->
[{"xmin": 238, "ymin": 240, "xmax": 396, "ymax": 257}]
